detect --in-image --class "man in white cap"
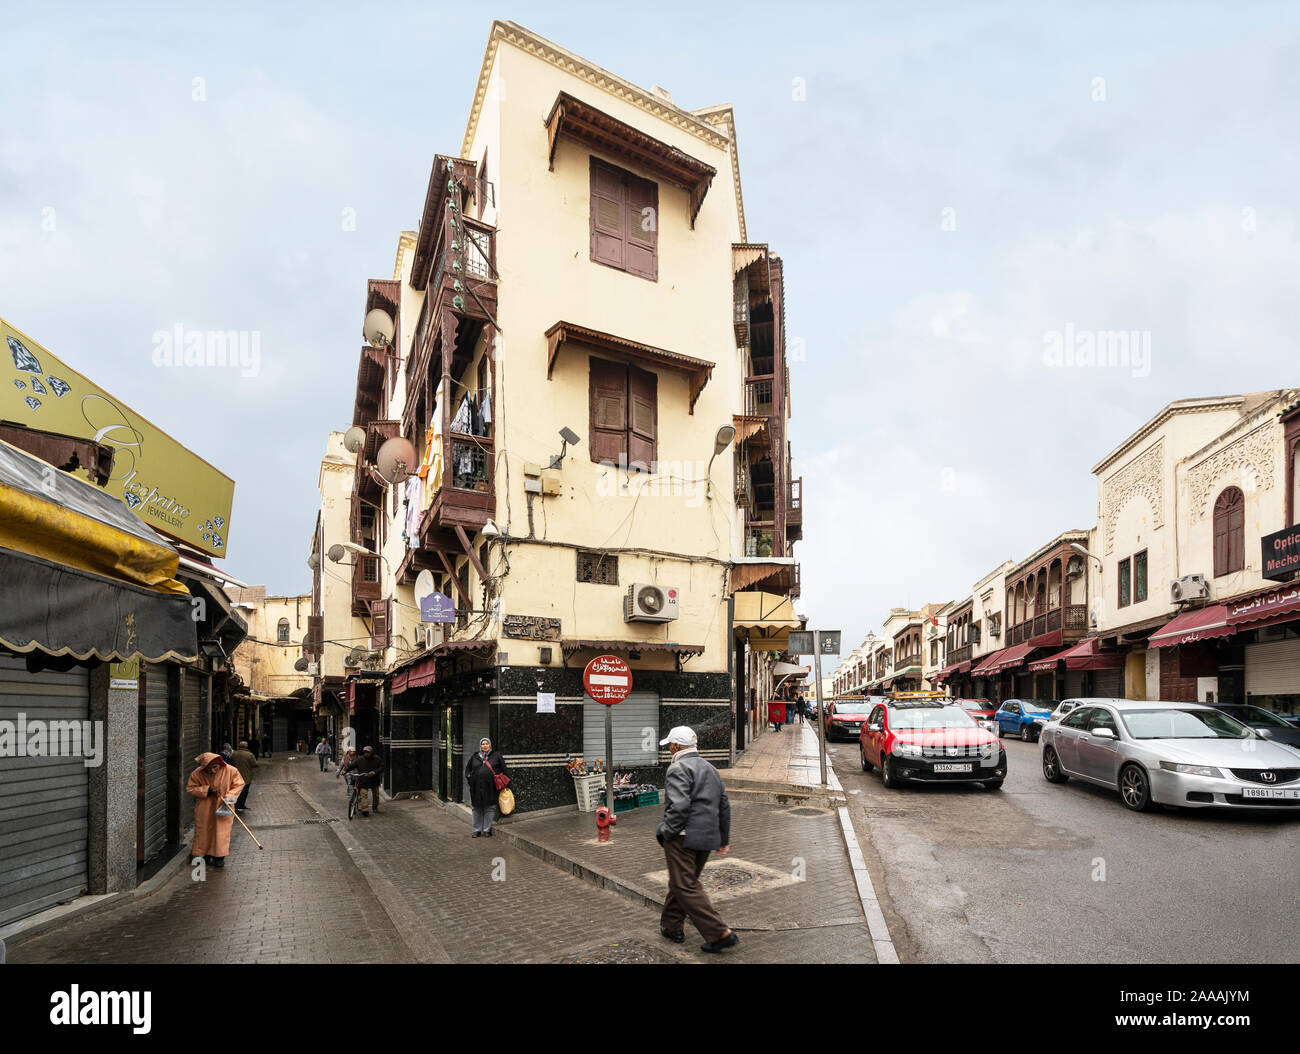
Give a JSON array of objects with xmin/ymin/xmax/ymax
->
[{"xmin": 655, "ymin": 726, "xmax": 738, "ymax": 953}]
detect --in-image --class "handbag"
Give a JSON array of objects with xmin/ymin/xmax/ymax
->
[
  {"xmin": 497, "ymin": 786, "xmax": 516, "ymax": 815},
  {"xmin": 485, "ymin": 758, "xmax": 511, "ymax": 791}
]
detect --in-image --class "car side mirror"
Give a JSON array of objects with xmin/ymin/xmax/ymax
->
[
  {"xmin": 1256, "ymin": 728, "xmax": 1273, "ymax": 740},
  {"xmin": 1091, "ymin": 727, "xmax": 1116, "ymax": 740}
]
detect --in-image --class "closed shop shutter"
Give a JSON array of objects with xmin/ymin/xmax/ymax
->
[
  {"xmin": 1245, "ymin": 638, "xmax": 1300, "ymax": 701},
  {"xmin": 181, "ymin": 672, "xmax": 204, "ymax": 829},
  {"xmin": 461, "ymin": 697, "xmax": 490, "ymax": 803},
  {"xmin": 583, "ymin": 691, "xmax": 659, "ymax": 767},
  {"xmin": 1092, "ymin": 668, "xmax": 1122, "ymax": 698},
  {"xmin": 0, "ymin": 655, "xmax": 90, "ymax": 926},
  {"xmin": 140, "ymin": 665, "xmax": 170, "ymax": 864},
  {"xmin": 1064, "ymin": 671, "xmax": 1086, "ymax": 698},
  {"xmin": 273, "ymin": 715, "xmax": 288, "ymax": 753}
]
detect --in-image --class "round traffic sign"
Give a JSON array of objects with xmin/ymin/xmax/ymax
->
[{"xmin": 583, "ymin": 654, "xmax": 632, "ymax": 706}]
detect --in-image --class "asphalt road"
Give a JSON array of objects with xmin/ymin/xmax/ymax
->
[{"xmin": 825, "ymin": 731, "xmax": 1300, "ymax": 963}]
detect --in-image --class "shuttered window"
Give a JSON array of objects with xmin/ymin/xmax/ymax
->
[
  {"xmin": 589, "ymin": 157, "xmax": 658, "ymax": 281},
  {"xmin": 370, "ymin": 598, "xmax": 392, "ymax": 650},
  {"xmin": 589, "ymin": 357, "xmax": 657, "ymax": 469},
  {"xmin": 1134, "ymin": 550, "xmax": 1148, "ymax": 603},
  {"xmin": 1213, "ymin": 487, "xmax": 1245, "ymax": 577}
]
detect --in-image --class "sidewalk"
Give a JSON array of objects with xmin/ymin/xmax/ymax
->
[{"xmin": 725, "ymin": 717, "xmax": 843, "ymax": 803}]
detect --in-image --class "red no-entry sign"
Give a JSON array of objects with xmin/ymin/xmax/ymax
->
[{"xmin": 583, "ymin": 654, "xmax": 632, "ymax": 705}]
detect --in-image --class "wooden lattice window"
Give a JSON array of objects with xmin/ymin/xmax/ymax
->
[
  {"xmin": 576, "ymin": 549, "xmax": 618, "ymax": 586},
  {"xmin": 1213, "ymin": 487, "xmax": 1245, "ymax": 577}
]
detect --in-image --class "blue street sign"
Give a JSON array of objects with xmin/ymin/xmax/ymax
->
[{"xmin": 420, "ymin": 592, "xmax": 456, "ymax": 623}]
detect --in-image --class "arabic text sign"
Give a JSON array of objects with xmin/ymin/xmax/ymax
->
[
  {"xmin": 583, "ymin": 654, "xmax": 631, "ymax": 706},
  {"xmin": 419, "ymin": 592, "xmax": 456, "ymax": 623},
  {"xmin": 1, "ymin": 319, "xmax": 235, "ymax": 557}
]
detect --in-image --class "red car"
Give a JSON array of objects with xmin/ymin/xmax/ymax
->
[
  {"xmin": 948, "ymin": 697, "xmax": 997, "ymax": 728},
  {"xmin": 859, "ymin": 699, "xmax": 1007, "ymax": 790},
  {"xmin": 823, "ymin": 697, "xmax": 883, "ymax": 741}
]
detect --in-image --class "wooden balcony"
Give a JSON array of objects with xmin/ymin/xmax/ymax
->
[
  {"xmin": 786, "ymin": 476, "xmax": 802, "ymax": 533},
  {"xmin": 948, "ymin": 643, "xmax": 972, "ymax": 665},
  {"xmin": 351, "ymin": 553, "xmax": 382, "ymax": 618}
]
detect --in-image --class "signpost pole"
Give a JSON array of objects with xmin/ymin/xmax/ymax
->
[
  {"xmin": 813, "ymin": 630, "xmax": 828, "ymax": 787},
  {"xmin": 605, "ymin": 708, "xmax": 614, "ymax": 810}
]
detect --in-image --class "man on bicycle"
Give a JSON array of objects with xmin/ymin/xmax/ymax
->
[{"xmin": 352, "ymin": 745, "xmax": 383, "ymax": 816}]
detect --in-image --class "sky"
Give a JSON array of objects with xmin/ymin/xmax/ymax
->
[{"xmin": 2, "ymin": 1, "xmax": 1297, "ymax": 675}]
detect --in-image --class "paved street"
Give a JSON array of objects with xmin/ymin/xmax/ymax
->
[
  {"xmin": 7, "ymin": 753, "xmax": 876, "ymax": 964},
  {"xmin": 827, "ymin": 733, "xmax": 1300, "ymax": 963}
]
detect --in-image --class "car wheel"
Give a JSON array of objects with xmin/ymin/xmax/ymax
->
[
  {"xmin": 1119, "ymin": 764, "xmax": 1155, "ymax": 812},
  {"xmin": 860, "ymin": 745, "xmax": 873, "ymax": 772},
  {"xmin": 1020, "ymin": 725, "xmax": 1032, "ymax": 743},
  {"xmin": 881, "ymin": 756, "xmax": 900, "ymax": 789},
  {"xmin": 984, "ymin": 779, "xmax": 1004, "ymax": 790},
  {"xmin": 1042, "ymin": 746, "xmax": 1069, "ymax": 784}
]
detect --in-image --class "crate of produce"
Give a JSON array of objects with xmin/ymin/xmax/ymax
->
[
  {"xmin": 573, "ymin": 773, "xmax": 606, "ymax": 812},
  {"xmin": 636, "ymin": 789, "xmax": 660, "ymax": 807}
]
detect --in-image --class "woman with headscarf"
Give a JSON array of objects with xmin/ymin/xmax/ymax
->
[
  {"xmin": 186, "ymin": 752, "xmax": 245, "ymax": 868},
  {"xmin": 465, "ymin": 737, "xmax": 506, "ymax": 837}
]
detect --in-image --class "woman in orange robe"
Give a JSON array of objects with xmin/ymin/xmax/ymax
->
[{"xmin": 187, "ymin": 752, "xmax": 245, "ymax": 867}]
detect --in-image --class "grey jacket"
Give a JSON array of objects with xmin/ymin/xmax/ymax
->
[{"xmin": 656, "ymin": 750, "xmax": 731, "ymax": 851}]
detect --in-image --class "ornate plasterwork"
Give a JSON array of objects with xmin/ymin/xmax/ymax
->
[
  {"xmin": 1186, "ymin": 422, "xmax": 1276, "ymax": 521},
  {"xmin": 1102, "ymin": 438, "xmax": 1164, "ymax": 555}
]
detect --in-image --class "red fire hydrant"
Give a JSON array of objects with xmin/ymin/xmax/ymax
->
[{"xmin": 595, "ymin": 805, "xmax": 617, "ymax": 842}]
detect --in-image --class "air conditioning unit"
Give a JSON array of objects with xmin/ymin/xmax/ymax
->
[
  {"xmin": 1170, "ymin": 574, "xmax": 1209, "ymax": 604},
  {"xmin": 414, "ymin": 625, "xmax": 437, "ymax": 649},
  {"xmin": 624, "ymin": 583, "xmax": 679, "ymax": 623},
  {"xmin": 306, "ymin": 662, "xmax": 319, "ymax": 677}
]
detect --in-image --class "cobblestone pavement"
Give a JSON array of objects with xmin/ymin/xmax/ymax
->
[
  {"xmin": 726, "ymin": 720, "xmax": 842, "ymax": 795},
  {"xmin": 9, "ymin": 755, "xmax": 874, "ymax": 964}
]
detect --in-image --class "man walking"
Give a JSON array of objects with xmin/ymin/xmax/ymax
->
[
  {"xmin": 229, "ymin": 740, "xmax": 258, "ymax": 812},
  {"xmin": 655, "ymin": 726, "xmax": 738, "ymax": 953},
  {"xmin": 314, "ymin": 737, "xmax": 332, "ymax": 772},
  {"xmin": 353, "ymin": 745, "xmax": 383, "ymax": 816}
]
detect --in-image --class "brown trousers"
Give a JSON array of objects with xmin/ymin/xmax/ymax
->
[{"xmin": 661, "ymin": 837, "xmax": 729, "ymax": 942}]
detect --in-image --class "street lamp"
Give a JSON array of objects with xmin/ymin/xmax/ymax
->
[{"xmin": 706, "ymin": 424, "xmax": 737, "ymax": 500}]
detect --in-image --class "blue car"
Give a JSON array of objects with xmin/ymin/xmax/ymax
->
[{"xmin": 994, "ymin": 699, "xmax": 1056, "ymax": 742}]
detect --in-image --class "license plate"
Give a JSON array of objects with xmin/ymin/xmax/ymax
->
[
  {"xmin": 933, "ymin": 763, "xmax": 972, "ymax": 773},
  {"xmin": 1242, "ymin": 786, "xmax": 1300, "ymax": 800}
]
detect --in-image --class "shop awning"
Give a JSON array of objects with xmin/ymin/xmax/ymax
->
[
  {"xmin": 1050, "ymin": 637, "xmax": 1125, "ymax": 671},
  {"xmin": 0, "ymin": 546, "xmax": 197, "ymax": 662},
  {"xmin": 934, "ymin": 660, "xmax": 971, "ymax": 683},
  {"xmin": 983, "ymin": 642, "xmax": 1035, "ymax": 675},
  {"xmin": 1149, "ymin": 605, "xmax": 1232, "ymax": 649},
  {"xmin": 971, "ymin": 649, "xmax": 1006, "ymax": 675},
  {"xmin": 731, "ymin": 558, "xmax": 796, "ymax": 593},
  {"xmin": 732, "ymin": 591, "xmax": 801, "ymax": 652},
  {"xmin": 1226, "ymin": 583, "xmax": 1300, "ymax": 631}
]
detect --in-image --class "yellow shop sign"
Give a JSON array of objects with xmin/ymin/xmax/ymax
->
[{"xmin": 2, "ymin": 317, "xmax": 235, "ymax": 557}]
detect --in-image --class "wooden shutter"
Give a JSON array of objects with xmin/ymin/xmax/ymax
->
[
  {"xmin": 590, "ymin": 159, "xmax": 624, "ymax": 269},
  {"xmin": 1214, "ymin": 488, "xmax": 1244, "ymax": 576},
  {"xmin": 589, "ymin": 357, "xmax": 628, "ymax": 463},
  {"xmin": 349, "ymin": 493, "xmax": 361, "ymax": 544},
  {"xmin": 627, "ymin": 365, "xmax": 658, "ymax": 469},
  {"xmin": 370, "ymin": 598, "xmax": 390, "ymax": 650},
  {"xmin": 624, "ymin": 173, "xmax": 658, "ymax": 280},
  {"xmin": 307, "ymin": 615, "xmax": 324, "ymax": 657}
]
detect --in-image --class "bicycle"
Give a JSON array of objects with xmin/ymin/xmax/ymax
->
[{"xmin": 346, "ymin": 771, "xmax": 361, "ymax": 820}]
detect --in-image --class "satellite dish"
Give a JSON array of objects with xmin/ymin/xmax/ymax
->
[
  {"xmin": 414, "ymin": 570, "xmax": 436, "ymax": 603},
  {"xmin": 364, "ymin": 308, "xmax": 395, "ymax": 348},
  {"xmin": 343, "ymin": 426, "xmax": 367, "ymax": 454},
  {"xmin": 307, "ymin": 552, "xmax": 320, "ymax": 571},
  {"xmin": 327, "ymin": 544, "xmax": 348, "ymax": 563},
  {"xmin": 376, "ymin": 436, "xmax": 417, "ymax": 484},
  {"xmin": 294, "ymin": 657, "xmax": 309, "ymax": 672},
  {"xmin": 345, "ymin": 646, "xmax": 366, "ymax": 668}
]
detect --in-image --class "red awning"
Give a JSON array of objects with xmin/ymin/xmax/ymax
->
[
  {"xmin": 1226, "ymin": 583, "xmax": 1300, "ymax": 630},
  {"xmin": 1056, "ymin": 637, "xmax": 1124, "ymax": 671},
  {"xmin": 933, "ymin": 660, "xmax": 971, "ymax": 683},
  {"xmin": 1027, "ymin": 646, "xmax": 1073, "ymax": 673},
  {"xmin": 970, "ymin": 649, "xmax": 1006, "ymax": 675},
  {"xmin": 1149, "ymin": 605, "xmax": 1232, "ymax": 649},
  {"xmin": 984, "ymin": 641, "xmax": 1035, "ymax": 674}
]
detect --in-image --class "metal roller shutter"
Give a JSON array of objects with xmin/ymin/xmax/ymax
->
[
  {"xmin": 1245, "ymin": 639, "xmax": 1300, "ymax": 699},
  {"xmin": 1064, "ymin": 671, "xmax": 1086, "ymax": 698},
  {"xmin": 583, "ymin": 691, "xmax": 659, "ymax": 767},
  {"xmin": 1092, "ymin": 668, "xmax": 1122, "ymax": 699},
  {"xmin": 461, "ymin": 697, "xmax": 490, "ymax": 803},
  {"xmin": 140, "ymin": 665, "xmax": 169, "ymax": 864},
  {"xmin": 0, "ymin": 655, "xmax": 90, "ymax": 927},
  {"xmin": 181, "ymin": 671, "xmax": 203, "ymax": 828}
]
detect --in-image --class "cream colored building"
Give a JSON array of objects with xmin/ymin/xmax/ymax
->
[
  {"xmin": 226, "ymin": 585, "xmax": 314, "ymax": 750},
  {"xmin": 318, "ymin": 22, "xmax": 801, "ymax": 808}
]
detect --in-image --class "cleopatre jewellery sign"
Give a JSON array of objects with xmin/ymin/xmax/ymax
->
[{"xmin": 1, "ymin": 318, "xmax": 235, "ymax": 558}]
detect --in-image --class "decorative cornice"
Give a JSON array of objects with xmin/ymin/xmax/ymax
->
[
  {"xmin": 462, "ymin": 22, "xmax": 730, "ymax": 160},
  {"xmin": 1091, "ymin": 397, "xmax": 1248, "ymax": 476},
  {"xmin": 393, "ymin": 230, "xmax": 417, "ymax": 282},
  {"xmin": 693, "ymin": 104, "xmax": 746, "ymax": 242}
]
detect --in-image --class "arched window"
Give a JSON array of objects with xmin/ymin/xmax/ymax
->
[
  {"xmin": 277, "ymin": 618, "xmax": 290, "ymax": 645},
  {"xmin": 1213, "ymin": 487, "xmax": 1245, "ymax": 577}
]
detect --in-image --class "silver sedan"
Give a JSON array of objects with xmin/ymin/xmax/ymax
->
[{"xmin": 1039, "ymin": 699, "xmax": 1300, "ymax": 812}]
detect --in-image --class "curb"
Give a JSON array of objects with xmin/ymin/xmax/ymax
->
[{"xmin": 835, "ymin": 805, "xmax": 900, "ymax": 964}]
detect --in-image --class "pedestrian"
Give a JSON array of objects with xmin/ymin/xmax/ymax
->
[
  {"xmin": 797, "ymin": 696, "xmax": 807, "ymax": 725},
  {"xmin": 186, "ymin": 752, "xmax": 245, "ymax": 869},
  {"xmin": 655, "ymin": 726, "xmax": 738, "ymax": 953},
  {"xmin": 248, "ymin": 736, "xmax": 260, "ymax": 760},
  {"xmin": 229, "ymin": 740, "xmax": 258, "ymax": 812},
  {"xmin": 315, "ymin": 737, "xmax": 332, "ymax": 772},
  {"xmin": 465, "ymin": 737, "xmax": 506, "ymax": 838},
  {"xmin": 262, "ymin": 731, "xmax": 272, "ymax": 759},
  {"xmin": 352, "ymin": 745, "xmax": 383, "ymax": 816}
]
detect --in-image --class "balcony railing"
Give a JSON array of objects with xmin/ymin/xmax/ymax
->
[
  {"xmin": 744, "ymin": 525, "xmax": 777, "ymax": 558},
  {"xmin": 1065, "ymin": 605, "xmax": 1088, "ymax": 631},
  {"xmin": 949, "ymin": 644, "xmax": 972, "ymax": 665},
  {"xmin": 787, "ymin": 477, "xmax": 802, "ymax": 524},
  {"xmin": 745, "ymin": 376, "xmax": 774, "ymax": 417}
]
